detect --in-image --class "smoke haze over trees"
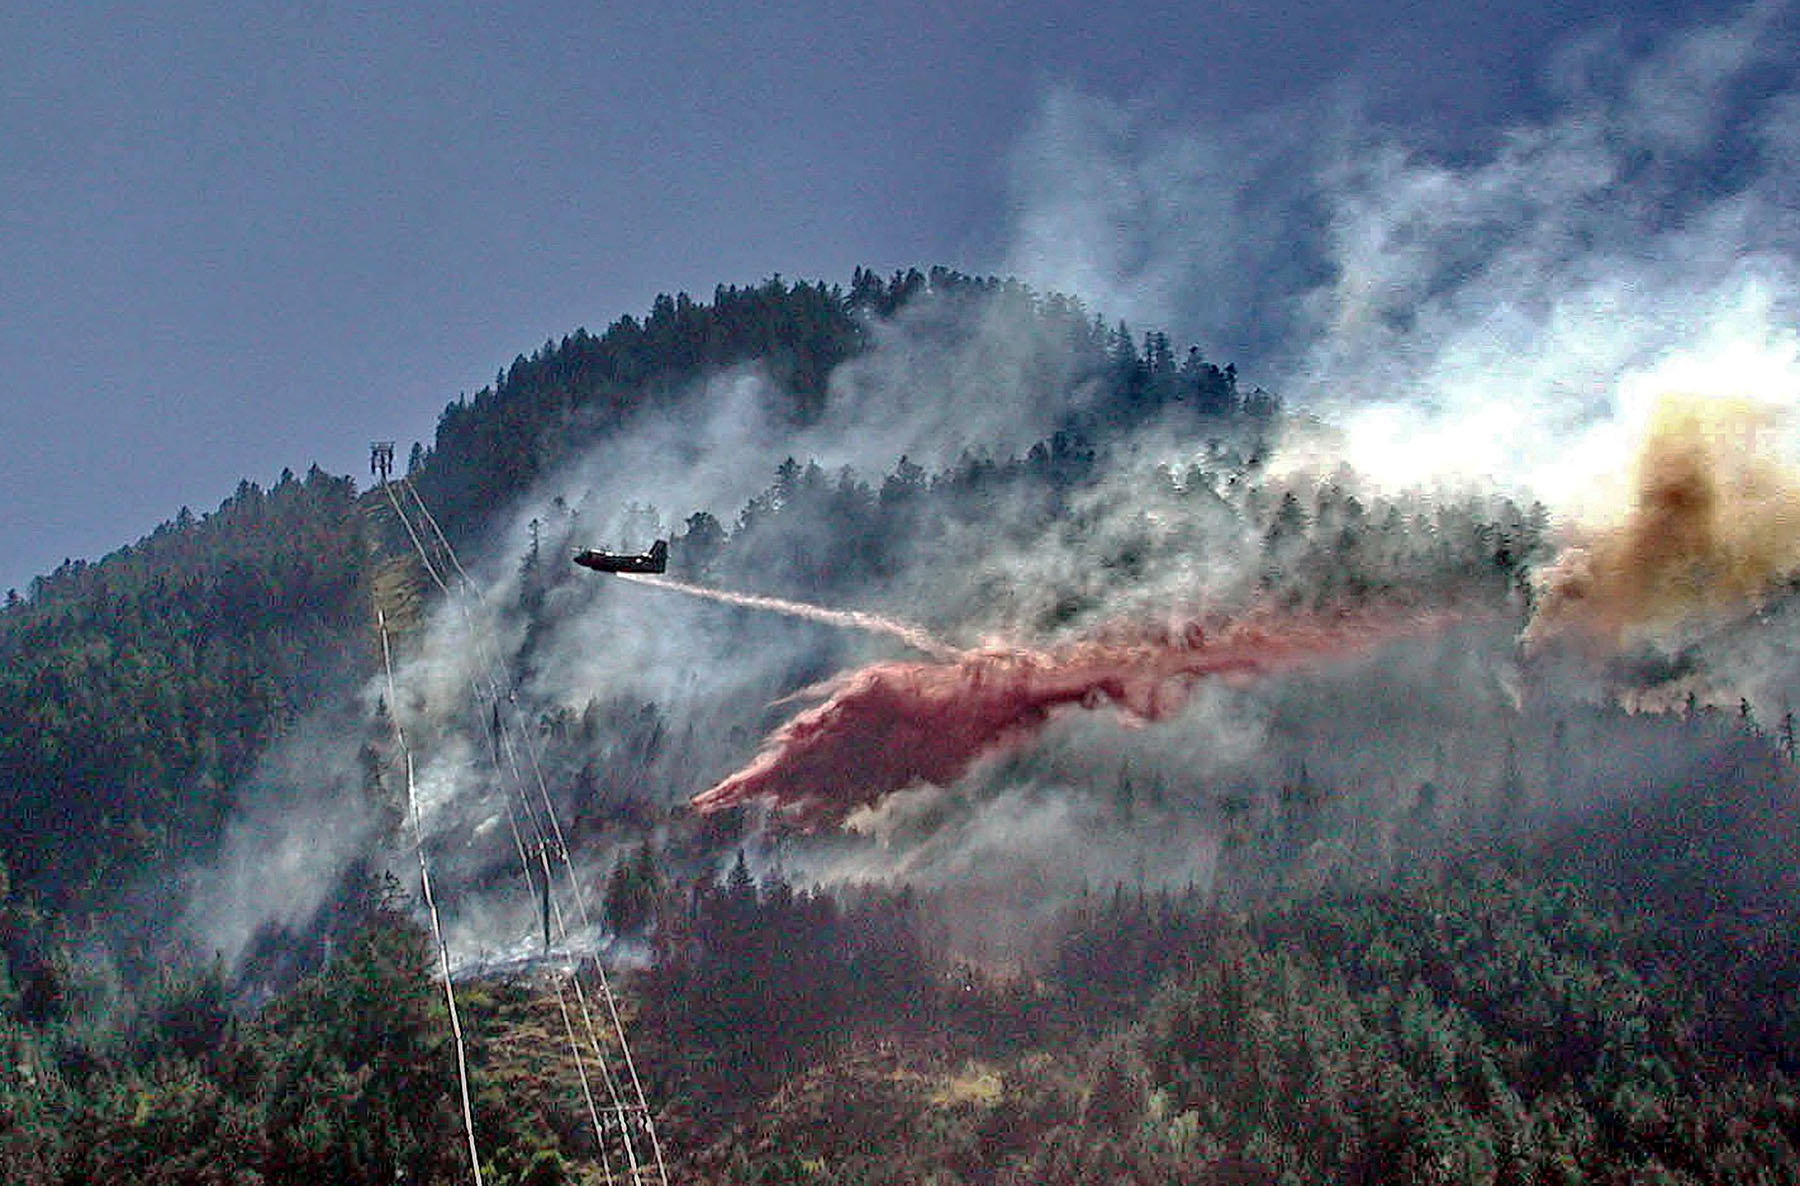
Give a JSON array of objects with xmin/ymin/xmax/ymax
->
[
  {"xmin": 0, "ymin": 257, "xmax": 1794, "ymax": 1180},
  {"xmin": 10, "ymin": 6, "xmax": 1800, "ymax": 1171}
]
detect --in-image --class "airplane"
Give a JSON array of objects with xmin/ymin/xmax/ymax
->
[{"xmin": 573, "ymin": 538, "xmax": 668, "ymax": 574}]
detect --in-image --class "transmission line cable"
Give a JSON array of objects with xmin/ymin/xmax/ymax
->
[
  {"xmin": 380, "ymin": 476, "xmax": 668, "ymax": 1184},
  {"xmin": 377, "ymin": 605, "xmax": 485, "ymax": 1186},
  {"xmin": 383, "ymin": 481, "xmax": 625, "ymax": 1161}
]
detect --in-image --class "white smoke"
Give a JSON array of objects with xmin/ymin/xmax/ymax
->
[
  {"xmin": 181, "ymin": 708, "xmax": 379, "ymax": 968},
  {"xmin": 192, "ymin": 1, "xmax": 1800, "ymax": 970},
  {"xmin": 1005, "ymin": 2, "xmax": 1800, "ymax": 520}
]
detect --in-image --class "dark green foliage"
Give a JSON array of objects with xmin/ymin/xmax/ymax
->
[
  {"xmin": 0, "ymin": 466, "xmax": 365, "ymax": 906},
  {"xmin": 653, "ymin": 857, "xmax": 1800, "ymax": 1184},
  {"xmin": 58, "ymin": 1056, "xmax": 269, "ymax": 1186},
  {"xmin": 129, "ymin": 962, "xmax": 232, "ymax": 1066},
  {"xmin": 1050, "ymin": 884, "xmax": 1221, "ymax": 1009},
  {"xmin": 252, "ymin": 908, "xmax": 468, "ymax": 1186},
  {"xmin": 1123, "ymin": 864, "xmax": 1800, "ymax": 1184},
  {"xmin": 0, "ymin": 895, "xmax": 472, "ymax": 1186},
  {"xmin": 411, "ymin": 275, "xmax": 866, "ymax": 546},
  {"xmin": 604, "ymin": 841, "xmax": 662, "ymax": 936},
  {"xmin": 1082, "ymin": 1039, "xmax": 1151, "ymax": 1134},
  {"xmin": 645, "ymin": 859, "xmax": 932, "ymax": 1108}
]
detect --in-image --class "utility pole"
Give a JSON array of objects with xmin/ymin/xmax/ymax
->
[{"xmin": 541, "ymin": 848, "xmax": 552, "ymax": 955}]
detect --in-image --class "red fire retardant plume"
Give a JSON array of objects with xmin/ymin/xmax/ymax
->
[{"xmin": 691, "ymin": 609, "xmax": 1437, "ymax": 827}]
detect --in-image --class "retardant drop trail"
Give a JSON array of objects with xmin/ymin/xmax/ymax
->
[
  {"xmin": 691, "ymin": 608, "xmax": 1450, "ymax": 827},
  {"xmin": 617, "ymin": 572, "xmax": 963, "ymax": 660}
]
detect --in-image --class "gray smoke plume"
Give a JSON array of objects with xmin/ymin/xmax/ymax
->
[
  {"xmin": 190, "ymin": 1, "xmax": 1800, "ymax": 970},
  {"xmin": 1006, "ymin": 2, "xmax": 1800, "ymax": 510},
  {"xmin": 181, "ymin": 704, "xmax": 379, "ymax": 969}
]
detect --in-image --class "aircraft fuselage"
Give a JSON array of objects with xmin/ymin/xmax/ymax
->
[{"xmin": 573, "ymin": 538, "xmax": 668, "ymax": 574}]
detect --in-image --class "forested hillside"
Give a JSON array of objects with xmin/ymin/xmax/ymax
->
[
  {"xmin": 403, "ymin": 266, "xmax": 1253, "ymax": 553},
  {"xmin": 0, "ymin": 467, "xmax": 365, "ymax": 907},
  {"xmin": 4, "ymin": 267, "xmax": 1800, "ymax": 1185},
  {"xmin": 0, "ymin": 266, "xmax": 1253, "ymax": 906}
]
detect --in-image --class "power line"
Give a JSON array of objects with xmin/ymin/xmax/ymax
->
[
  {"xmin": 379, "ymin": 476, "xmax": 668, "ymax": 1184},
  {"xmin": 381, "ymin": 478, "xmax": 632, "ymax": 1165},
  {"xmin": 376, "ymin": 605, "xmax": 485, "ymax": 1186}
]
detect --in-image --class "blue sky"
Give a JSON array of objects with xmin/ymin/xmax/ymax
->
[{"xmin": 0, "ymin": 0, "xmax": 1761, "ymax": 594}]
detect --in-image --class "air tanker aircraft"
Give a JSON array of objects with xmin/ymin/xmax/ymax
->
[{"xmin": 573, "ymin": 538, "xmax": 668, "ymax": 574}]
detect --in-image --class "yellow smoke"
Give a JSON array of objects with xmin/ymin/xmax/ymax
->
[{"xmin": 1526, "ymin": 393, "xmax": 1800, "ymax": 648}]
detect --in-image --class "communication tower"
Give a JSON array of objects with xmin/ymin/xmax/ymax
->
[{"xmin": 370, "ymin": 441, "xmax": 396, "ymax": 485}]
